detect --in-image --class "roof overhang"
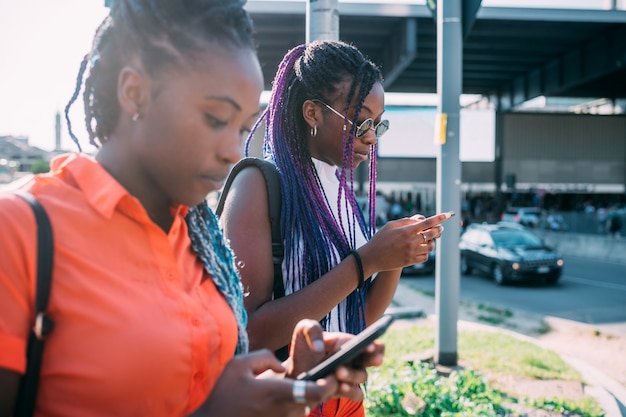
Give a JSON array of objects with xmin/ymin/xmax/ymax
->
[{"xmin": 245, "ymin": 1, "xmax": 626, "ymax": 111}]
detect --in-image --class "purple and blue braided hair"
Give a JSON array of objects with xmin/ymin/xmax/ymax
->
[{"xmin": 245, "ymin": 41, "xmax": 383, "ymax": 334}]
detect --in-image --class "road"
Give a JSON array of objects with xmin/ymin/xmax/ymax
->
[{"xmin": 402, "ymin": 256, "xmax": 626, "ymax": 329}]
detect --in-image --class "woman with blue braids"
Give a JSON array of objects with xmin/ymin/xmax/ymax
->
[
  {"xmin": 220, "ymin": 40, "xmax": 451, "ymax": 417},
  {"xmin": 0, "ymin": 2, "xmax": 384, "ymax": 416}
]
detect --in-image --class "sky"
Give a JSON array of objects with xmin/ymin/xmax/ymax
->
[{"xmin": 0, "ymin": 0, "xmax": 109, "ymax": 152}]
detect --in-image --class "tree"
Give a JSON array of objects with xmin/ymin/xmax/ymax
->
[{"xmin": 30, "ymin": 159, "xmax": 50, "ymax": 174}]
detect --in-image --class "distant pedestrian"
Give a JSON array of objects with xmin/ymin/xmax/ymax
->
[
  {"xmin": 596, "ymin": 206, "xmax": 608, "ymax": 233},
  {"xmin": 389, "ymin": 198, "xmax": 404, "ymax": 220},
  {"xmin": 606, "ymin": 207, "xmax": 623, "ymax": 239}
]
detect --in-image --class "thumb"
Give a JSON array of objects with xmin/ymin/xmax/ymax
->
[{"xmin": 238, "ymin": 349, "xmax": 286, "ymax": 376}]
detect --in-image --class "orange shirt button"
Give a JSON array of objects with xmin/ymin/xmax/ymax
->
[
  {"xmin": 193, "ymin": 372, "xmax": 204, "ymax": 382},
  {"xmin": 191, "ymin": 317, "xmax": 201, "ymax": 326}
]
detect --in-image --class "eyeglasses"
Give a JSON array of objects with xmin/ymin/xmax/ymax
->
[{"xmin": 314, "ymin": 100, "xmax": 390, "ymax": 138}]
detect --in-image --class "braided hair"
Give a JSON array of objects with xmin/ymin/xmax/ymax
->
[
  {"xmin": 65, "ymin": 0, "xmax": 255, "ymax": 150},
  {"xmin": 65, "ymin": 0, "xmax": 257, "ymax": 355},
  {"xmin": 246, "ymin": 41, "xmax": 383, "ymax": 335}
]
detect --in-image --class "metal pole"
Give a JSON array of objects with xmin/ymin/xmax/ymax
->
[
  {"xmin": 306, "ymin": 0, "xmax": 339, "ymax": 42},
  {"xmin": 434, "ymin": 0, "xmax": 462, "ymax": 367},
  {"xmin": 306, "ymin": 0, "xmax": 345, "ymax": 188},
  {"xmin": 494, "ymin": 111, "xmax": 505, "ymax": 217}
]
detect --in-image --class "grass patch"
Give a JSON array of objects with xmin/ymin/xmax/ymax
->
[
  {"xmin": 477, "ymin": 303, "xmax": 513, "ymax": 318},
  {"xmin": 364, "ymin": 323, "xmax": 602, "ymax": 417},
  {"xmin": 459, "ymin": 331, "xmax": 581, "ymax": 381},
  {"xmin": 477, "ymin": 315, "xmax": 506, "ymax": 326},
  {"xmin": 528, "ymin": 396, "xmax": 605, "ymax": 417},
  {"xmin": 537, "ymin": 321, "xmax": 552, "ymax": 335},
  {"xmin": 418, "ymin": 289, "xmax": 435, "ymax": 298}
]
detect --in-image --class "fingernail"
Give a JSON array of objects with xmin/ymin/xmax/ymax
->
[{"xmin": 313, "ymin": 339, "xmax": 325, "ymax": 353}]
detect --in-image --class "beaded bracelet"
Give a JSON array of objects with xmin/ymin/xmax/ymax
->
[{"xmin": 350, "ymin": 250, "xmax": 365, "ymax": 289}]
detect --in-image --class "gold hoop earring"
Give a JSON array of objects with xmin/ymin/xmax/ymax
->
[{"xmin": 310, "ymin": 126, "xmax": 317, "ymax": 137}]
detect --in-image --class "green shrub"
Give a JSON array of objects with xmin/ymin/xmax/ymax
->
[
  {"xmin": 364, "ymin": 324, "xmax": 604, "ymax": 417},
  {"xmin": 365, "ymin": 361, "xmax": 505, "ymax": 416},
  {"xmin": 30, "ymin": 159, "xmax": 50, "ymax": 174}
]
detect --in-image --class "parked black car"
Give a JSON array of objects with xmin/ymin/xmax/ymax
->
[{"xmin": 459, "ymin": 223, "xmax": 564, "ymax": 285}]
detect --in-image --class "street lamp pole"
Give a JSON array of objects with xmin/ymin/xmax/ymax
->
[
  {"xmin": 434, "ymin": 0, "xmax": 462, "ymax": 367},
  {"xmin": 306, "ymin": 0, "xmax": 339, "ymax": 42}
]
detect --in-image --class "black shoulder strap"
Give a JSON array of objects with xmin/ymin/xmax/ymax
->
[
  {"xmin": 216, "ymin": 159, "xmax": 289, "ymax": 361},
  {"xmin": 216, "ymin": 157, "xmax": 285, "ymax": 298},
  {"xmin": 13, "ymin": 191, "xmax": 54, "ymax": 417}
]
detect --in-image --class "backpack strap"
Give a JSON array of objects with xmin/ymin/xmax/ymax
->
[
  {"xmin": 13, "ymin": 190, "xmax": 54, "ymax": 417},
  {"xmin": 216, "ymin": 158, "xmax": 285, "ymax": 299},
  {"xmin": 216, "ymin": 158, "xmax": 289, "ymax": 360}
]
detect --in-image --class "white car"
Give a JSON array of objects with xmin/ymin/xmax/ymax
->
[{"xmin": 501, "ymin": 207, "xmax": 542, "ymax": 228}]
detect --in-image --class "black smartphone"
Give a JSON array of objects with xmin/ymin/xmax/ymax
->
[{"xmin": 296, "ymin": 314, "xmax": 395, "ymax": 381}]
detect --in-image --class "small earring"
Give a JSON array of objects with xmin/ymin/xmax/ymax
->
[
  {"xmin": 132, "ymin": 113, "xmax": 140, "ymax": 122},
  {"xmin": 310, "ymin": 125, "xmax": 317, "ymax": 137}
]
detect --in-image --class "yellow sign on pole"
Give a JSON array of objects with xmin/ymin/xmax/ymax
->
[{"xmin": 435, "ymin": 113, "xmax": 448, "ymax": 145}]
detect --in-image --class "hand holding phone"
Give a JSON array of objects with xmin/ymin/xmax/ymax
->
[
  {"xmin": 411, "ymin": 211, "xmax": 455, "ymax": 228},
  {"xmin": 296, "ymin": 315, "xmax": 395, "ymax": 381},
  {"xmin": 410, "ymin": 211, "xmax": 454, "ymax": 241}
]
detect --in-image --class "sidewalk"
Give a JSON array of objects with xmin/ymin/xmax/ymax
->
[{"xmin": 387, "ymin": 280, "xmax": 626, "ymax": 417}]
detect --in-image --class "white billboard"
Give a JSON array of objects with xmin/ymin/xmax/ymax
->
[{"xmin": 377, "ymin": 106, "xmax": 495, "ymax": 162}]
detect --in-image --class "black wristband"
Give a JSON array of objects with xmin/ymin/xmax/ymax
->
[{"xmin": 350, "ymin": 250, "xmax": 365, "ymax": 289}]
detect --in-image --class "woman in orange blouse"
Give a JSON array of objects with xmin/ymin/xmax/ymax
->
[{"xmin": 0, "ymin": 1, "xmax": 383, "ymax": 416}]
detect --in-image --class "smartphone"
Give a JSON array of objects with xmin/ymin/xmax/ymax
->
[
  {"xmin": 412, "ymin": 211, "xmax": 455, "ymax": 230},
  {"xmin": 296, "ymin": 314, "xmax": 395, "ymax": 381}
]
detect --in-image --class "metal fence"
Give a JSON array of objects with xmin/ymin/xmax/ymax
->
[{"xmin": 539, "ymin": 211, "xmax": 625, "ymax": 236}]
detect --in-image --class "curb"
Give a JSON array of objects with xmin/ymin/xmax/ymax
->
[
  {"xmin": 543, "ymin": 315, "xmax": 626, "ymax": 340},
  {"xmin": 389, "ymin": 281, "xmax": 626, "ymax": 417}
]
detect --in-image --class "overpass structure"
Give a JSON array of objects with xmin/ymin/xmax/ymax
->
[
  {"xmin": 245, "ymin": 1, "xmax": 626, "ymax": 210},
  {"xmin": 246, "ymin": 1, "xmax": 626, "ymax": 111}
]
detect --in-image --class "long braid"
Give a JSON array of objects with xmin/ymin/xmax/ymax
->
[
  {"xmin": 65, "ymin": 55, "xmax": 88, "ymax": 152},
  {"xmin": 337, "ymin": 62, "xmax": 370, "ymax": 250},
  {"xmin": 66, "ymin": 0, "xmax": 257, "ymax": 355},
  {"xmin": 246, "ymin": 41, "xmax": 383, "ymax": 334},
  {"xmin": 186, "ymin": 201, "xmax": 249, "ymax": 355}
]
